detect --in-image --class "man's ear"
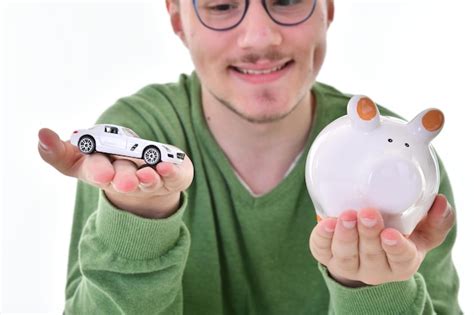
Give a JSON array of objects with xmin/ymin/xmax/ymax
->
[
  {"xmin": 326, "ymin": 0, "xmax": 335, "ymax": 28},
  {"xmin": 166, "ymin": 0, "xmax": 187, "ymax": 46}
]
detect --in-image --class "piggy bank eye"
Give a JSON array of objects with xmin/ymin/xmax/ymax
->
[
  {"xmin": 388, "ymin": 138, "xmax": 393, "ymax": 143},
  {"xmin": 405, "ymin": 143, "xmax": 410, "ymax": 147}
]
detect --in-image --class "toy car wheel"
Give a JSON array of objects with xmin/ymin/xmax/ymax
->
[
  {"xmin": 78, "ymin": 136, "xmax": 95, "ymax": 154},
  {"xmin": 143, "ymin": 146, "xmax": 161, "ymax": 166}
]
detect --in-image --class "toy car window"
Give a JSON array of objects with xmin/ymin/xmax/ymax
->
[
  {"xmin": 105, "ymin": 126, "xmax": 119, "ymax": 134},
  {"xmin": 123, "ymin": 128, "xmax": 139, "ymax": 138}
]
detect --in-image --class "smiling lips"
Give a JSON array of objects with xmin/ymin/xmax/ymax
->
[
  {"xmin": 233, "ymin": 60, "xmax": 290, "ymax": 74},
  {"xmin": 230, "ymin": 60, "xmax": 293, "ymax": 83}
]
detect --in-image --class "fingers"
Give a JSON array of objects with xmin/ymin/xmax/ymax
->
[
  {"xmin": 38, "ymin": 128, "xmax": 84, "ymax": 177},
  {"xmin": 101, "ymin": 159, "xmax": 162, "ymax": 194},
  {"xmin": 409, "ymin": 194, "xmax": 455, "ymax": 252},
  {"xmin": 357, "ymin": 209, "xmax": 389, "ymax": 275},
  {"xmin": 107, "ymin": 155, "xmax": 193, "ymax": 195},
  {"xmin": 155, "ymin": 155, "xmax": 194, "ymax": 193},
  {"xmin": 309, "ymin": 217, "xmax": 337, "ymax": 265},
  {"xmin": 310, "ymin": 206, "xmax": 432, "ymax": 286},
  {"xmin": 78, "ymin": 153, "xmax": 114, "ymax": 187},
  {"xmin": 103, "ymin": 158, "xmax": 189, "ymax": 217},
  {"xmin": 110, "ymin": 159, "xmax": 140, "ymax": 193},
  {"xmin": 136, "ymin": 166, "xmax": 162, "ymax": 192},
  {"xmin": 332, "ymin": 210, "xmax": 359, "ymax": 275},
  {"xmin": 381, "ymin": 228, "xmax": 422, "ymax": 280}
]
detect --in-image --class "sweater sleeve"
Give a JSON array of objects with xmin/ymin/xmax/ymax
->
[
  {"xmin": 64, "ymin": 182, "xmax": 190, "ymax": 314},
  {"xmin": 318, "ymin": 157, "xmax": 462, "ymax": 315}
]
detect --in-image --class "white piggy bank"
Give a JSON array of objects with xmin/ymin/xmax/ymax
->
[{"xmin": 305, "ymin": 95, "xmax": 444, "ymax": 235}]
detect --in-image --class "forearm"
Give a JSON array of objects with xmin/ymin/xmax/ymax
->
[
  {"xmin": 65, "ymin": 191, "xmax": 190, "ymax": 314},
  {"xmin": 320, "ymin": 264, "xmax": 435, "ymax": 315}
]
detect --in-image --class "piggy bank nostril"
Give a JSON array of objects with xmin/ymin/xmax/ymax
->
[{"xmin": 365, "ymin": 160, "xmax": 423, "ymax": 214}]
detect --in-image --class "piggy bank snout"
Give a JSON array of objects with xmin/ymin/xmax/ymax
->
[{"xmin": 364, "ymin": 159, "xmax": 423, "ymax": 214}]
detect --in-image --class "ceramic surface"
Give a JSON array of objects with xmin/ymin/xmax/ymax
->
[{"xmin": 305, "ymin": 95, "xmax": 444, "ymax": 234}]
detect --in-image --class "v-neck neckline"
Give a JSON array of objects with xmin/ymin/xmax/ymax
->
[{"xmin": 189, "ymin": 73, "xmax": 329, "ymax": 207}]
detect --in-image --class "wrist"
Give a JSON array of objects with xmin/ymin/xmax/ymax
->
[{"xmin": 104, "ymin": 191, "xmax": 181, "ymax": 219}]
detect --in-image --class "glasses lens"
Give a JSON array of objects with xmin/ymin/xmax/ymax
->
[
  {"xmin": 265, "ymin": 0, "xmax": 315, "ymax": 25},
  {"xmin": 195, "ymin": 0, "xmax": 246, "ymax": 30}
]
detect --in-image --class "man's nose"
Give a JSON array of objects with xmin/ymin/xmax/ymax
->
[{"xmin": 237, "ymin": 2, "xmax": 283, "ymax": 50}]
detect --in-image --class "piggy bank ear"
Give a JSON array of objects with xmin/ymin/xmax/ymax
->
[
  {"xmin": 407, "ymin": 108, "xmax": 444, "ymax": 143},
  {"xmin": 347, "ymin": 95, "xmax": 381, "ymax": 131}
]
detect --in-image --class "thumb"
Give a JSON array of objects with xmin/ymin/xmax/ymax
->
[
  {"xmin": 409, "ymin": 194, "xmax": 455, "ymax": 252},
  {"xmin": 38, "ymin": 128, "xmax": 83, "ymax": 177}
]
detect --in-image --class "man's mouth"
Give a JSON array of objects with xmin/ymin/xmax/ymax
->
[
  {"xmin": 228, "ymin": 60, "xmax": 294, "ymax": 84},
  {"xmin": 230, "ymin": 60, "xmax": 294, "ymax": 75}
]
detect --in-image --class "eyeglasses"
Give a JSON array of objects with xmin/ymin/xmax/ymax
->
[{"xmin": 193, "ymin": 0, "xmax": 317, "ymax": 31}]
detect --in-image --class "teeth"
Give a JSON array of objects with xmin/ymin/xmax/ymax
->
[{"xmin": 236, "ymin": 63, "xmax": 286, "ymax": 75}]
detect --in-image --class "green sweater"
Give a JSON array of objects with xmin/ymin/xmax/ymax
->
[{"xmin": 65, "ymin": 73, "xmax": 461, "ymax": 314}]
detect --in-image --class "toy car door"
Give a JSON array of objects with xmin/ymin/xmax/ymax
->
[{"xmin": 100, "ymin": 126, "xmax": 127, "ymax": 150}]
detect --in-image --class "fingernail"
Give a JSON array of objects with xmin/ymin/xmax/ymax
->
[
  {"xmin": 442, "ymin": 205, "xmax": 451, "ymax": 219},
  {"xmin": 39, "ymin": 141, "xmax": 49, "ymax": 151},
  {"xmin": 361, "ymin": 217, "xmax": 377, "ymax": 228},
  {"xmin": 325, "ymin": 225, "xmax": 335, "ymax": 233},
  {"xmin": 324, "ymin": 220, "xmax": 336, "ymax": 233},
  {"xmin": 382, "ymin": 238, "xmax": 398, "ymax": 246},
  {"xmin": 342, "ymin": 220, "xmax": 356, "ymax": 229},
  {"xmin": 138, "ymin": 182, "xmax": 153, "ymax": 190}
]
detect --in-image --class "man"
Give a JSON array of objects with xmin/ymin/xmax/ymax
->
[{"xmin": 38, "ymin": 0, "xmax": 461, "ymax": 313}]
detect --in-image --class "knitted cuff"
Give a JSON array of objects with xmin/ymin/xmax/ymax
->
[
  {"xmin": 318, "ymin": 263, "xmax": 425, "ymax": 314},
  {"xmin": 95, "ymin": 190, "xmax": 188, "ymax": 260}
]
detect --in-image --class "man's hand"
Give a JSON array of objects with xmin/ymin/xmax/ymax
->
[
  {"xmin": 38, "ymin": 128, "xmax": 194, "ymax": 219},
  {"xmin": 309, "ymin": 195, "xmax": 455, "ymax": 287}
]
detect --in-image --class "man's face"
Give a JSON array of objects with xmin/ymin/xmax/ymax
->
[{"xmin": 169, "ymin": 0, "xmax": 334, "ymax": 123}]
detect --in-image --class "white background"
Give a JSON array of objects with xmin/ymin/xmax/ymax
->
[{"xmin": 1, "ymin": 0, "xmax": 473, "ymax": 314}]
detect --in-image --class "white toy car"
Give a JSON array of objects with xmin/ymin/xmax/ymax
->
[{"xmin": 70, "ymin": 124, "xmax": 185, "ymax": 166}]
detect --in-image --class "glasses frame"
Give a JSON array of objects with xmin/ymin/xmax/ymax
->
[{"xmin": 192, "ymin": 0, "xmax": 318, "ymax": 31}]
